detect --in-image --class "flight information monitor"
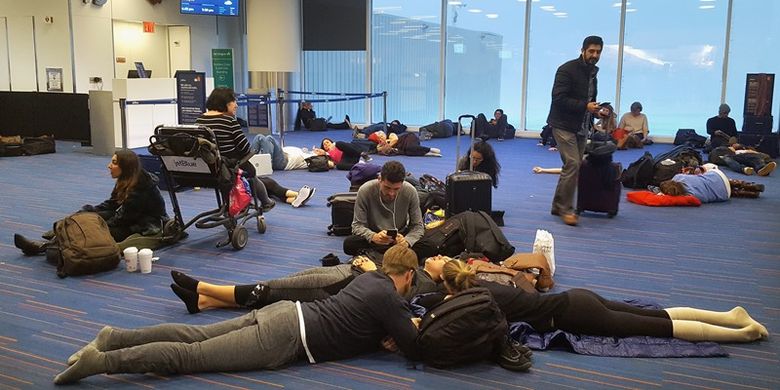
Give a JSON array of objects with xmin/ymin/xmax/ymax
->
[{"xmin": 181, "ymin": 1, "xmax": 239, "ymax": 17}]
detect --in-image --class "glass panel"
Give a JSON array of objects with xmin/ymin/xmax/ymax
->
[
  {"xmin": 302, "ymin": 51, "xmax": 367, "ymax": 124},
  {"xmin": 621, "ymin": 0, "xmax": 727, "ymax": 136},
  {"xmin": 372, "ymin": 1, "xmax": 441, "ymax": 125},
  {"xmin": 444, "ymin": 0, "xmax": 526, "ymax": 130},
  {"xmin": 526, "ymin": 0, "xmax": 620, "ymax": 131},
  {"xmin": 726, "ymin": 0, "xmax": 779, "ymax": 131}
]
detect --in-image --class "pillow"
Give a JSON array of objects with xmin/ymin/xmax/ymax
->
[{"xmin": 626, "ymin": 191, "xmax": 702, "ymax": 207}]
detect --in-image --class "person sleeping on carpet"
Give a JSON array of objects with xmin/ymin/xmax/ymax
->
[
  {"xmin": 657, "ymin": 163, "xmax": 765, "ymax": 202},
  {"xmin": 416, "ymin": 259, "xmax": 768, "ymax": 344}
]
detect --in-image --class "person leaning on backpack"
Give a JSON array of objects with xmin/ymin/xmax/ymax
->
[{"xmin": 13, "ymin": 149, "xmax": 169, "ymax": 256}]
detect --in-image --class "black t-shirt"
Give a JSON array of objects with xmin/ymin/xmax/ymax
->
[
  {"xmin": 301, "ymin": 272, "xmax": 419, "ymax": 362},
  {"xmin": 706, "ymin": 116, "xmax": 737, "ymax": 137}
]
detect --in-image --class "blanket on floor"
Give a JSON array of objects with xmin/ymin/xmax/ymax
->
[{"xmin": 509, "ymin": 299, "xmax": 727, "ymax": 358}]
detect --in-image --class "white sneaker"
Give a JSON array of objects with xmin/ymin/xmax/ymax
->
[
  {"xmin": 292, "ymin": 186, "xmax": 311, "ymax": 208},
  {"xmin": 532, "ymin": 229, "xmax": 556, "ymax": 276},
  {"xmin": 300, "ymin": 187, "xmax": 316, "ymax": 207}
]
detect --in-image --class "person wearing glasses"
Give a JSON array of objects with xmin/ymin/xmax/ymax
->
[{"xmin": 54, "ymin": 245, "xmax": 421, "ymax": 384}]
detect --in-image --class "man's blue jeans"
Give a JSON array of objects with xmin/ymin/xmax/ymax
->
[{"xmin": 250, "ymin": 134, "xmax": 287, "ymax": 171}]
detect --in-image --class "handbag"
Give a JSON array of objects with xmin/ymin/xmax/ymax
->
[
  {"xmin": 305, "ymin": 155, "xmax": 330, "ymax": 172},
  {"xmin": 229, "ymin": 169, "xmax": 252, "ymax": 217}
]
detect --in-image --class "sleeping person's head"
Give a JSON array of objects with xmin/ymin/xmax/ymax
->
[
  {"xmin": 441, "ymin": 259, "xmax": 478, "ymax": 294},
  {"xmin": 660, "ymin": 180, "xmax": 687, "ymax": 196}
]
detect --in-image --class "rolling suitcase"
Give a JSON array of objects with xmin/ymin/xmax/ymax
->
[
  {"xmin": 446, "ymin": 115, "xmax": 493, "ymax": 218},
  {"xmin": 327, "ymin": 192, "xmax": 357, "ymax": 236},
  {"xmin": 576, "ymin": 160, "xmax": 622, "ymax": 217}
]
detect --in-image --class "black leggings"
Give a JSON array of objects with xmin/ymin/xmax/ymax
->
[
  {"xmin": 258, "ymin": 177, "xmax": 290, "ymax": 200},
  {"xmin": 554, "ymin": 289, "xmax": 673, "ymax": 338},
  {"xmin": 335, "ymin": 141, "xmax": 362, "ymax": 170}
]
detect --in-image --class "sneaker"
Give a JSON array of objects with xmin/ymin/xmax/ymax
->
[
  {"xmin": 345, "ymin": 115, "xmax": 352, "ymax": 129},
  {"xmin": 360, "ymin": 152, "xmax": 373, "ymax": 162},
  {"xmin": 757, "ymin": 161, "xmax": 776, "ymax": 176},
  {"xmin": 292, "ymin": 186, "xmax": 311, "ymax": 208},
  {"xmin": 496, "ymin": 339, "xmax": 533, "ymax": 372},
  {"xmin": 743, "ymin": 167, "xmax": 755, "ymax": 176},
  {"xmin": 300, "ymin": 187, "xmax": 316, "ymax": 206}
]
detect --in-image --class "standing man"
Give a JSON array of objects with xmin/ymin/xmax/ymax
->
[
  {"xmin": 547, "ymin": 35, "xmax": 605, "ymax": 226},
  {"xmin": 344, "ymin": 160, "xmax": 424, "ymax": 261}
]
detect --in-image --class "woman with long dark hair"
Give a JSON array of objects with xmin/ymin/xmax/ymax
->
[
  {"xmin": 13, "ymin": 150, "xmax": 168, "ymax": 254},
  {"xmin": 435, "ymin": 259, "xmax": 768, "ymax": 343},
  {"xmin": 458, "ymin": 140, "xmax": 501, "ymax": 188}
]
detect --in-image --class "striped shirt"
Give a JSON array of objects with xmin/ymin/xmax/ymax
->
[{"xmin": 195, "ymin": 114, "xmax": 250, "ymax": 160}]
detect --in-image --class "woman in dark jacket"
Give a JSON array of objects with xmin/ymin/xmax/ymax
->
[
  {"xmin": 458, "ymin": 140, "xmax": 500, "ymax": 187},
  {"xmin": 13, "ymin": 150, "xmax": 169, "ymax": 254}
]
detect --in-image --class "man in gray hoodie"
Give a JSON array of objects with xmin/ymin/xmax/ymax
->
[{"xmin": 343, "ymin": 161, "xmax": 424, "ymax": 262}]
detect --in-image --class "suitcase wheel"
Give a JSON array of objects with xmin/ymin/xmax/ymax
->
[{"xmin": 607, "ymin": 212, "xmax": 617, "ymax": 218}]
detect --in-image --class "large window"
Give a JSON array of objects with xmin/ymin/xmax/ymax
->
[
  {"xmin": 302, "ymin": 51, "xmax": 367, "ymax": 123},
  {"xmin": 621, "ymin": 0, "xmax": 727, "ymax": 135},
  {"xmin": 726, "ymin": 0, "xmax": 780, "ymax": 131},
  {"xmin": 525, "ymin": 0, "xmax": 620, "ymax": 131},
  {"xmin": 444, "ymin": 0, "xmax": 526, "ymax": 127},
  {"xmin": 372, "ymin": 1, "xmax": 441, "ymax": 125}
]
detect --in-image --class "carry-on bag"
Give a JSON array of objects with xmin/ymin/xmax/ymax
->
[
  {"xmin": 446, "ymin": 115, "xmax": 493, "ymax": 218},
  {"xmin": 577, "ymin": 159, "xmax": 622, "ymax": 217},
  {"xmin": 326, "ymin": 192, "xmax": 358, "ymax": 236}
]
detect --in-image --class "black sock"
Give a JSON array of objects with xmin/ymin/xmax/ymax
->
[
  {"xmin": 170, "ymin": 270, "xmax": 199, "ymax": 292},
  {"xmin": 170, "ymin": 284, "xmax": 200, "ymax": 314}
]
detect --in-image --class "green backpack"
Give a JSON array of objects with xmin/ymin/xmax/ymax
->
[{"xmin": 49, "ymin": 212, "xmax": 120, "ymax": 278}]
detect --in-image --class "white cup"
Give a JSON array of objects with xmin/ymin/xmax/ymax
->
[
  {"xmin": 123, "ymin": 247, "xmax": 138, "ymax": 272},
  {"xmin": 138, "ymin": 248, "xmax": 153, "ymax": 274}
]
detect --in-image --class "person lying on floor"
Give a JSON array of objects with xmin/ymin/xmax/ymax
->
[
  {"xmin": 14, "ymin": 149, "xmax": 168, "ymax": 256},
  {"xmin": 168, "ymin": 254, "xmax": 445, "ymax": 314},
  {"xmin": 257, "ymin": 176, "xmax": 315, "ymax": 208},
  {"xmin": 708, "ymin": 144, "xmax": 776, "ymax": 176},
  {"xmin": 368, "ymin": 131, "xmax": 442, "ymax": 157},
  {"xmin": 250, "ymin": 133, "xmax": 314, "ymax": 171},
  {"xmin": 313, "ymin": 137, "xmax": 372, "ymax": 171},
  {"xmin": 416, "ymin": 259, "xmax": 768, "ymax": 344},
  {"xmin": 53, "ymin": 245, "xmax": 422, "ymax": 385},
  {"xmin": 657, "ymin": 163, "xmax": 765, "ymax": 201},
  {"xmin": 353, "ymin": 119, "xmax": 408, "ymax": 137}
]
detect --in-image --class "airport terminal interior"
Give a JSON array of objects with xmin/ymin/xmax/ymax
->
[{"xmin": 1, "ymin": 0, "xmax": 779, "ymax": 389}]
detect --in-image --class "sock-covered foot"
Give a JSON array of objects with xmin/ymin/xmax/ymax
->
[
  {"xmin": 170, "ymin": 270, "xmax": 200, "ymax": 292},
  {"xmin": 731, "ymin": 306, "xmax": 769, "ymax": 338},
  {"xmin": 68, "ymin": 326, "xmax": 114, "ymax": 365},
  {"xmin": 54, "ymin": 346, "xmax": 106, "ymax": 385},
  {"xmin": 170, "ymin": 284, "xmax": 200, "ymax": 314}
]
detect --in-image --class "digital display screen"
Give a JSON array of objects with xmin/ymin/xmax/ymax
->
[{"xmin": 181, "ymin": 0, "xmax": 239, "ymax": 17}]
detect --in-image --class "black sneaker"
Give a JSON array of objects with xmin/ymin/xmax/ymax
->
[{"xmin": 496, "ymin": 339, "xmax": 533, "ymax": 372}]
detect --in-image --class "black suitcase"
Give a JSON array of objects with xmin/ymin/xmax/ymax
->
[
  {"xmin": 327, "ymin": 192, "xmax": 357, "ymax": 236},
  {"xmin": 742, "ymin": 115, "xmax": 773, "ymax": 133},
  {"xmin": 446, "ymin": 115, "xmax": 493, "ymax": 218},
  {"xmin": 576, "ymin": 160, "xmax": 622, "ymax": 217}
]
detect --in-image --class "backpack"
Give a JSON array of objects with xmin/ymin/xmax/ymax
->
[
  {"xmin": 652, "ymin": 159, "xmax": 684, "ymax": 185},
  {"xmin": 621, "ymin": 152, "xmax": 655, "ymax": 189},
  {"xmin": 416, "ymin": 287, "xmax": 508, "ymax": 368},
  {"xmin": 326, "ymin": 192, "xmax": 357, "ymax": 236},
  {"xmin": 653, "ymin": 145, "xmax": 703, "ymax": 168},
  {"xmin": 49, "ymin": 212, "xmax": 121, "ymax": 278},
  {"xmin": 305, "ymin": 155, "xmax": 330, "ymax": 172},
  {"xmin": 347, "ymin": 163, "xmax": 381, "ymax": 191},
  {"xmin": 674, "ymin": 129, "xmax": 706, "ymax": 148}
]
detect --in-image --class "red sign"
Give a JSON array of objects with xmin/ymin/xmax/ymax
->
[{"xmin": 143, "ymin": 21, "xmax": 155, "ymax": 33}]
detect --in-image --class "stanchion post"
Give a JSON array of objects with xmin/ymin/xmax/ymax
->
[
  {"xmin": 277, "ymin": 89, "xmax": 285, "ymax": 147},
  {"xmin": 382, "ymin": 91, "xmax": 387, "ymax": 125},
  {"xmin": 119, "ymin": 98, "xmax": 127, "ymax": 149}
]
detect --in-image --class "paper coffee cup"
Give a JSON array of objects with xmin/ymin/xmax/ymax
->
[
  {"xmin": 123, "ymin": 247, "xmax": 138, "ymax": 272},
  {"xmin": 138, "ymin": 248, "xmax": 153, "ymax": 274}
]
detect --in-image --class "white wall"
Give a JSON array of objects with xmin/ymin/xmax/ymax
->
[
  {"xmin": 247, "ymin": 0, "xmax": 300, "ymax": 72},
  {"xmin": 168, "ymin": 25, "xmax": 191, "ymax": 75},
  {"xmin": 0, "ymin": 18, "xmax": 10, "ymax": 91},
  {"xmin": 70, "ymin": 0, "xmax": 114, "ymax": 93},
  {"xmin": 0, "ymin": 0, "xmax": 73, "ymax": 92},
  {"xmin": 113, "ymin": 20, "xmax": 170, "ymax": 79}
]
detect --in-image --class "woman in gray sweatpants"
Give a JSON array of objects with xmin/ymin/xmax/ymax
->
[{"xmin": 55, "ymin": 301, "xmax": 303, "ymax": 384}]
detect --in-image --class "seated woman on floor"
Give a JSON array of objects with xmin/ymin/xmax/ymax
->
[
  {"xmin": 14, "ymin": 149, "xmax": 169, "ymax": 255},
  {"xmin": 658, "ymin": 163, "xmax": 765, "ymax": 201},
  {"xmin": 368, "ymin": 131, "xmax": 441, "ymax": 157},
  {"xmin": 615, "ymin": 101, "xmax": 651, "ymax": 149},
  {"xmin": 458, "ymin": 140, "xmax": 500, "ymax": 187},
  {"xmin": 420, "ymin": 259, "xmax": 768, "ymax": 343}
]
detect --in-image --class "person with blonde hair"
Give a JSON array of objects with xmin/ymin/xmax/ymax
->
[
  {"xmin": 436, "ymin": 260, "xmax": 767, "ymax": 343},
  {"xmin": 54, "ymin": 245, "xmax": 421, "ymax": 384}
]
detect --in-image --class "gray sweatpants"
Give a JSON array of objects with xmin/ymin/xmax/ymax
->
[
  {"xmin": 265, "ymin": 263, "xmax": 354, "ymax": 303},
  {"xmin": 103, "ymin": 301, "xmax": 303, "ymax": 375}
]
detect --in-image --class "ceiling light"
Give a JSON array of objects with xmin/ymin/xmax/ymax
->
[
  {"xmin": 699, "ymin": 5, "xmax": 715, "ymax": 9},
  {"xmin": 486, "ymin": 13, "xmax": 499, "ymax": 19},
  {"xmin": 540, "ymin": 5, "xmax": 556, "ymax": 11},
  {"xmin": 468, "ymin": 9, "xmax": 483, "ymax": 13}
]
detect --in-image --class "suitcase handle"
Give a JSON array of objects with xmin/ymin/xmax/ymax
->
[{"xmin": 455, "ymin": 115, "xmax": 478, "ymax": 171}]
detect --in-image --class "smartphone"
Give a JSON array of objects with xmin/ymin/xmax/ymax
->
[{"xmin": 386, "ymin": 229, "xmax": 398, "ymax": 238}]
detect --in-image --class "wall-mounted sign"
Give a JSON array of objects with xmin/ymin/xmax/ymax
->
[
  {"xmin": 46, "ymin": 67, "xmax": 63, "ymax": 92},
  {"xmin": 211, "ymin": 48, "xmax": 234, "ymax": 90},
  {"xmin": 247, "ymin": 95, "xmax": 269, "ymax": 128},
  {"xmin": 143, "ymin": 21, "xmax": 155, "ymax": 33}
]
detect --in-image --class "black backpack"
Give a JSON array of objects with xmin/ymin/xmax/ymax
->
[
  {"xmin": 673, "ymin": 129, "xmax": 707, "ymax": 148},
  {"xmin": 326, "ymin": 192, "xmax": 357, "ymax": 236},
  {"xmin": 416, "ymin": 287, "xmax": 508, "ymax": 368},
  {"xmin": 621, "ymin": 152, "xmax": 655, "ymax": 189}
]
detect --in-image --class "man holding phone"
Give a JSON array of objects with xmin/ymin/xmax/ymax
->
[{"xmin": 343, "ymin": 161, "xmax": 424, "ymax": 262}]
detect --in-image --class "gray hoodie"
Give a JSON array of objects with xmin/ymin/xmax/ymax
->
[{"xmin": 351, "ymin": 179, "xmax": 424, "ymax": 246}]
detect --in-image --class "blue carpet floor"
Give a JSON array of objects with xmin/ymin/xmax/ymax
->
[{"xmin": 0, "ymin": 130, "xmax": 778, "ymax": 389}]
